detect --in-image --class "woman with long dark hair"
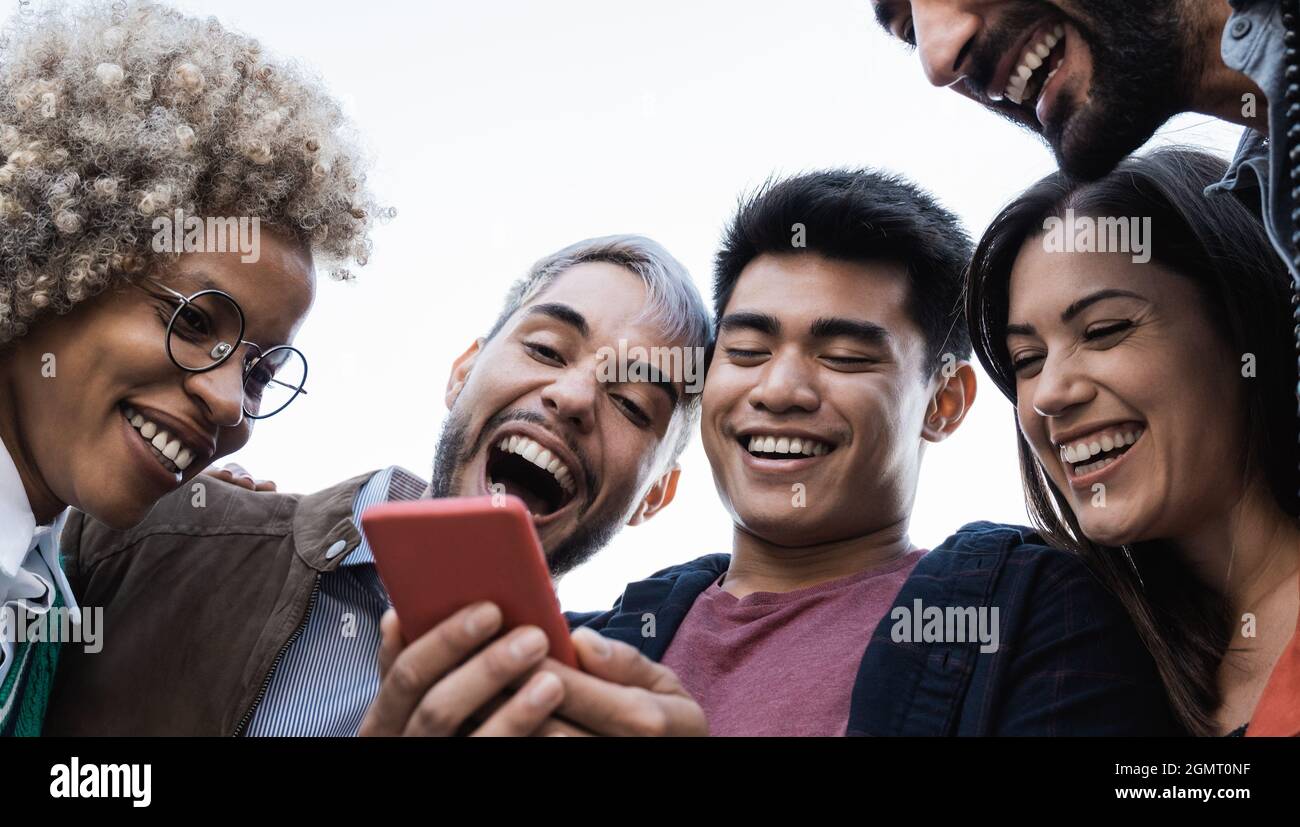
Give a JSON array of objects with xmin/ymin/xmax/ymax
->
[{"xmin": 966, "ymin": 147, "xmax": 1300, "ymax": 736}]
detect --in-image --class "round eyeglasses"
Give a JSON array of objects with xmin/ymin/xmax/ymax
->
[{"xmin": 140, "ymin": 280, "xmax": 309, "ymax": 419}]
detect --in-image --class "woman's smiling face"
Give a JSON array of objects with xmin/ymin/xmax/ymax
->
[
  {"xmin": 1, "ymin": 229, "xmax": 315, "ymax": 528},
  {"xmin": 1006, "ymin": 240, "xmax": 1249, "ymax": 547}
]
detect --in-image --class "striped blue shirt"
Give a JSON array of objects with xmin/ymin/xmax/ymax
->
[{"xmin": 244, "ymin": 466, "xmax": 427, "ymax": 737}]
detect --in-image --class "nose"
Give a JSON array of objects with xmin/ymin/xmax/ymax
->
[
  {"xmin": 184, "ymin": 357, "xmax": 247, "ymax": 429},
  {"xmin": 913, "ymin": 2, "xmax": 981, "ymax": 88},
  {"xmin": 541, "ymin": 364, "xmax": 598, "ymax": 434},
  {"xmin": 1030, "ymin": 354, "xmax": 1096, "ymax": 419},
  {"xmin": 748, "ymin": 350, "xmax": 820, "ymax": 414}
]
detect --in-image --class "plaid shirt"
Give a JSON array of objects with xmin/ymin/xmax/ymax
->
[{"xmin": 568, "ymin": 522, "xmax": 1183, "ymax": 736}]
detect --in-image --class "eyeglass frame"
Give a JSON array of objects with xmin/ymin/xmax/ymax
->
[{"xmin": 137, "ymin": 280, "xmax": 310, "ymax": 420}]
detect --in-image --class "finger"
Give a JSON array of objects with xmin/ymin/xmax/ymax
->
[
  {"xmin": 533, "ymin": 717, "xmax": 594, "ymax": 737},
  {"xmin": 538, "ymin": 640, "xmax": 706, "ymax": 737},
  {"xmin": 402, "ymin": 625, "xmax": 550, "ymax": 737},
  {"xmin": 222, "ymin": 462, "xmax": 252, "ymax": 477},
  {"xmin": 359, "ymin": 602, "xmax": 502, "ymax": 737},
  {"xmin": 539, "ymin": 662, "xmax": 675, "ymax": 736},
  {"xmin": 253, "ymin": 479, "xmax": 278, "ymax": 492},
  {"xmin": 376, "ymin": 608, "xmax": 403, "ymax": 677},
  {"xmin": 571, "ymin": 627, "xmax": 685, "ymax": 695},
  {"xmin": 470, "ymin": 672, "xmax": 565, "ymax": 737}
]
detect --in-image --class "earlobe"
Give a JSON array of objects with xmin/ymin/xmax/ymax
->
[
  {"xmin": 445, "ymin": 339, "xmax": 483, "ymax": 409},
  {"xmin": 628, "ymin": 465, "xmax": 681, "ymax": 526}
]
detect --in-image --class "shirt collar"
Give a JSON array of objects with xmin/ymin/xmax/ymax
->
[
  {"xmin": 0, "ymin": 433, "xmax": 38, "ymax": 579},
  {"xmin": 343, "ymin": 465, "xmax": 428, "ymax": 567}
]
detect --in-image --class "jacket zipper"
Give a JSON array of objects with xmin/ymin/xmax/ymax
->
[{"xmin": 232, "ymin": 575, "xmax": 321, "ymax": 736}]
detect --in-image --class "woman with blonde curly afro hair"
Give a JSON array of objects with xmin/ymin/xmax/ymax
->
[{"xmin": 0, "ymin": 0, "xmax": 385, "ymax": 734}]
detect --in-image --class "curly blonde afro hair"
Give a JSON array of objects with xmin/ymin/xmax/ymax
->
[{"xmin": 0, "ymin": 0, "xmax": 387, "ymax": 345}]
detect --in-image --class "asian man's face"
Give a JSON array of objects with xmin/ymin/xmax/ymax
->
[{"xmin": 702, "ymin": 253, "xmax": 951, "ymax": 548}]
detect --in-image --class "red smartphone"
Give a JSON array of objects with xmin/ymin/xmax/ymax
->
[{"xmin": 360, "ymin": 495, "xmax": 578, "ymax": 668}]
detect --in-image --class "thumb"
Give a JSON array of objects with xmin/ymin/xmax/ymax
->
[{"xmin": 377, "ymin": 608, "xmax": 404, "ymax": 678}]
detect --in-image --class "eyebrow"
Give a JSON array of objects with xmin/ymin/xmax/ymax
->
[
  {"xmin": 525, "ymin": 302, "xmax": 590, "ymax": 338},
  {"xmin": 809, "ymin": 316, "xmax": 893, "ymax": 348},
  {"xmin": 873, "ymin": 0, "xmax": 904, "ymax": 36},
  {"xmin": 624, "ymin": 361, "xmax": 680, "ymax": 408},
  {"xmin": 165, "ymin": 270, "xmax": 225, "ymax": 295},
  {"xmin": 1006, "ymin": 289, "xmax": 1150, "ymax": 336},
  {"xmin": 718, "ymin": 311, "xmax": 781, "ymax": 336},
  {"xmin": 1061, "ymin": 289, "xmax": 1147, "ymax": 322}
]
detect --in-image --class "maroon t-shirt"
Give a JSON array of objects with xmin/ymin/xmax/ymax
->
[{"xmin": 661, "ymin": 549, "xmax": 925, "ymax": 736}]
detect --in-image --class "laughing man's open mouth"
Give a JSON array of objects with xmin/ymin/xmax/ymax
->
[
  {"xmin": 994, "ymin": 24, "xmax": 1065, "ymax": 109},
  {"xmin": 486, "ymin": 434, "xmax": 577, "ymax": 517}
]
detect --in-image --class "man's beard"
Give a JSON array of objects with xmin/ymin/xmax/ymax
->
[
  {"xmin": 429, "ymin": 406, "xmax": 626, "ymax": 578},
  {"xmin": 973, "ymin": 1, "xmax": 1191, "ymax": 181}
]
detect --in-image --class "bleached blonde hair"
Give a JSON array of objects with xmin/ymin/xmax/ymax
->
[{"xmin": 0, "ymin": 0, "xmax": 387, "ymax": 345}]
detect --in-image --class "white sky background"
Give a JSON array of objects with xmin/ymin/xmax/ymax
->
[{"xmin": 154, "ymin": 0, "xmax": 1243, "ymax": 610}]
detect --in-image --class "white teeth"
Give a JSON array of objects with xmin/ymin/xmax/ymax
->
[
  {"xmin": 745, "ymin": 435, "xmax": 831, "ymax": 458},
  {"xmin": 1059, "ymin": 428, "xmax": 1145, "ymax": 467},
  {"xmin": 125, "ymin": 409, "xmax": 200, "ymax": 475},
  {"xmin": 495, "ymin": 434, "xmax": 576, "ymax": 494},
  {"xmin": 1075, "ymin": 455, "xmax": 1117, "ymax": 476},
  {"xmin": 1002, "ymin": 25, "xmax": 1065, "ymax": 104}
]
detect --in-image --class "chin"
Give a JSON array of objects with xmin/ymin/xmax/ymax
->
[
  {"xmin": 737, "ymin": 511, "xmax": 821, "ymax": 548},
  {"xmin": 83, "ymin": 495, "xmax": 157, "ymax": 532},
  {"xmin": 1075, "ymin": 513, "xmax": 1146, "ymax": 548}
]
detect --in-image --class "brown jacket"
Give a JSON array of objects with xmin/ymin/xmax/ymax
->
[{"xmin": 43, "ymin": 471, "xmax": 377, "ymax": 736}]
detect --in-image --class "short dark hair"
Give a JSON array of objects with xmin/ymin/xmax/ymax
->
[{"xmin": 713, "ymin": 169, "xmax": 973, "ymax": 375}]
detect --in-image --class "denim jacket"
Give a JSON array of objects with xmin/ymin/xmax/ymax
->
[
  {"xmin": 567, "ymin": 522, "xmax": 1184, "ymax": 736},
  {"xmin": 1208, "ymin": 0, "xmax": 1299, "ymax": 282}
]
